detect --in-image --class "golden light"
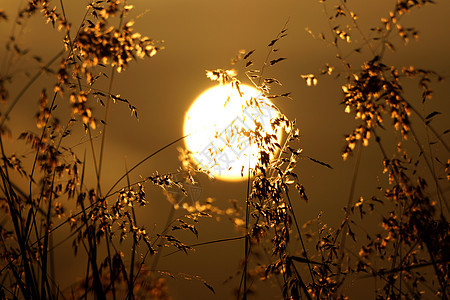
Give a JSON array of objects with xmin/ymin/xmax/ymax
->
[{"xmin": 183, "ymin": 84, "xmax": 282, "ymax": 181}]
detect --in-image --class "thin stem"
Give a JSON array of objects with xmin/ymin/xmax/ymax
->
[
  {"xmin": 149, "ymin": 206, "xmax": 175, "ymax": 272},
  {"xmin": 163, "ymin": 235, "xmax": 247, "ymax": 257},
  {"xmin": 339, "ymin": 0, "xmax": 376, "ymax": 56},
  {"xmin": 253, "ymin": 19, "xmax": 289, "ymax": 89},
  {"xmin": 336, "ymin": 140, "xmax": 363, "ymax": 287},
  {"xmin": 285, "ymin": 189, "xmax": 315, "ymax": 284},
  {"xmin": 87, "ymin": 127, "xmax": 101, "ymax": 194},
  {"xmin": 238, "ymin": 147, "xmax": 253, "ymax": 300},
  {"xmin": 0, "ymin": 0, "xmax": 24, "ymax": 74},
  {"xmin": 289, "ymin": 256, "xmax": 313, "ymax": 300},
  {"xmin": 0, "ymin": 50, "xmax": 63, "ymax": 129},
  {"xmin": 97, "ymin": 0, "xmax": 127, "ymax": 195},
  {"xmin": 243, "ymin": 166, "xmax": 251, "ymax": 300},
  {"xmin": 105, "ymin": 134, "xmax": 190, "ymax": 197},
  {"xmin": 126, "ymin": 160, "xmax": 137, "ymax": 300},
  {"xmin": 409, "ymin": 125, "xmax": 448, "ymax": 213},
  {"xmin": 321, "ymin": 2, "xmax": 352, "ymax": 79},
  {"xmin": 0, "ymin": 137, "xmax": 38, "ymax": 298},
  {"xmin": 406, "ymin": 100, "xmax": 450, "ymax": 152}
]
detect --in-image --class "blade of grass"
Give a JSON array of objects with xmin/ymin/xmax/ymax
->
[
  {"xmin": 335, "ymin": 140, "xmax": 363, "ymax": 288},
  {"xmin": 105, "ymin": 134, "xmax": 190, "ymax": 198},
  {"xmin": 0, "ymin": 50, "xmax": 63, "ymax": 129},
  {"xmin": 409, "ymin": 125, "xmax": 448, "ymax": 213},
  {"xmin": 288, "ymin": 256, "xmax": 313, "ymax": 300},
  {"xmin": 285, "ymin": 190, "xmax": 315, "ymax": 284},
  {"xmin": 0, "ymin": 234, "xmax": 28, "ymax": 297},
  {"xmin": 125, "ymin": 160, "xmax": 137, "ymax": 300},
  {"xmin": 79, "ymin": 150, "xmax": 91, "ymax": 300},
  {"xmin": 0, "ymin": 135, "xmax": 39, "ymax": 298},
  {"xmin": 163, "ymin": 235, "xmax": 247, "ymax": 257},
  {"xmin": 149, "ymin": 206, "xmax": 175, "ymax": 273},
  {"xmin": 40, "ymin": 119, "xmax": 75, "ymax": 300},
  {"xmin": 97, "ymin": 0, "xmax": 127, "ymax": 196},
  {"xmin": 237, "ymin": 158, "xmax": 252, "ymax": 300}
]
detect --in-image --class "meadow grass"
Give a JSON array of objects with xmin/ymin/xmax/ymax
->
[{"xmin": 0, "ymin": 0, "xmax": 448, "ymax": 299}]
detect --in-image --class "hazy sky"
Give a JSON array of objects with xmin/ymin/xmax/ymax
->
[{"xmin": 0, "ymin": 0, "xmax": 449, "ymax": 298}]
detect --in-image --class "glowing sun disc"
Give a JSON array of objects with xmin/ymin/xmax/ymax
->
[{"xmin": 183, "ymin": 84, "xmax": 281, "ymax": 181}]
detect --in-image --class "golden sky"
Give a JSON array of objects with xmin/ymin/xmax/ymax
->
[{"xmin": 0, "ymin": 0, "xmax": 449, "ymax": 298}]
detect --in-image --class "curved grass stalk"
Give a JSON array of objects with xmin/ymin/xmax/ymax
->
[
  {"xmin": 0, "ymin": 50, "xmax": 63, "ymax": 129},
  {"xmin": 105, "ymin": 134, "xmax": 190, "ymax": 198},
  {"xmin": 0, "ymin": 133, "xmax": 190, "ymax": 278},
  {"xmin": 335, "ymin": 140, "xmax": 363, "ymax": 288},
  {"xmin": 409, "ymin": 125, "xmax": 449, "ymax": 213},
  {"xmin": 285, "ymin": 190, "xmax": 315, "ymax": 285},
  {"xmin": 97, "ymin": 0, "xmax": 128, "ymax": 197}
]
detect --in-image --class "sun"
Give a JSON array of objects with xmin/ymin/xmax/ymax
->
[{"xmin": 183, "ymin": 84, "xmax": 282, "ymax": 181}]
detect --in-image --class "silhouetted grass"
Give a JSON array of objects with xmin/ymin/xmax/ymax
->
[{"xmin": 0, "ymin": 0, "xmax": 448, "ymax": 299}]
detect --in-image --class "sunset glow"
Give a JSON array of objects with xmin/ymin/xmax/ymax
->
[{"xmin": 183, "ymin": 84, "xmax": 281, "ymax": 181}]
